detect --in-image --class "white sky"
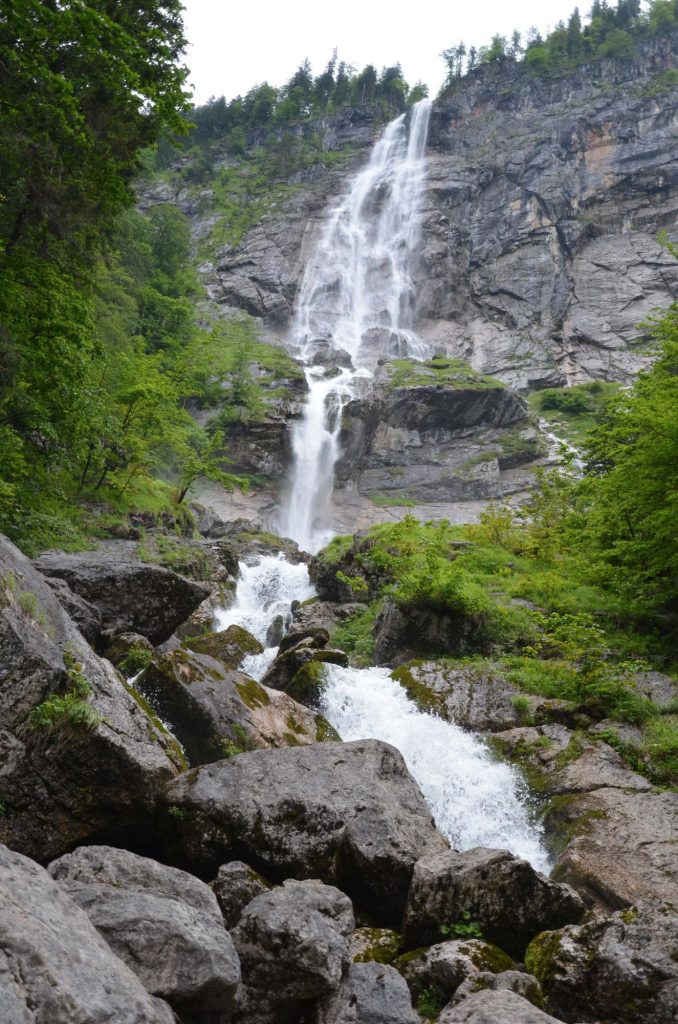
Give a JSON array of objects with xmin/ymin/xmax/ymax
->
[{"xmin": 182, "ymin": 0, "xmax": 587, "ymax": 104}]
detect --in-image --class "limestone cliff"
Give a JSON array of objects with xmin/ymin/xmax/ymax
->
[{"xmin": 203, "ymin": 36, "xmax": 678, "ymax": 389}]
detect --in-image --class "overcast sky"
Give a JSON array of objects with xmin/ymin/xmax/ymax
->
[{"xmin": 182, "ymin": 0, "xmax": 587, "ymax": 104}]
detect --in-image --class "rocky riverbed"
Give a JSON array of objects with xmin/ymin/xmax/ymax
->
[{"xmin": 2, "ymin": 519, "xmax": 676, "ymax": 1023}]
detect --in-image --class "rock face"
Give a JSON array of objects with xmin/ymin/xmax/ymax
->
[
  {"xmin": 334, "ymin": 371, "xmax": 541, "ymax": 507},
  {"xmin": 136, "ymin": 648, "xmax": 330, "ymax": 765},
  {"xmin": 163, "ymin": 739, "xmax": 447, "ymax": 923},
  {"xmin": 48, "ymin": 845, "xmax": 240, "ymax": 1018},
  {"xmin": 0, "ymin": 843, "xmax": 175, "ymax": 1024},
  {"xmin": 549, "ymin": 786, "xmax": 678, "ymax": 910},
  {"xmin": 402, "ymin": 847, "xmax": 584, "ymax": 958},
  {"xmin": 196, "ymin": 40, "xmax": 678, "ymax": 393},
  {"xmin": 438, "ymin": 989, "xmax": 566, "ymax": 1024},
  {"xmin": 233, "ymin": 880, "xmax": 354, "ymax": 1004},
  {"xmin": 525, "ymin": 899, "xmax": 678, "ymax": 1024},
  {"xmin": 34, "ymin": 548, "xmax": 209, "ymax": 644},
  {"xmin": 0, "ymin": 534, "xmax": 179, "ymax": 862},
  {"xmin": 315, "ymin": 962, "xmax": 420, "ymax": 1024}
]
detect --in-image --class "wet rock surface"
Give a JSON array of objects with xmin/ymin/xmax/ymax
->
[
  {"xmin": 48, "ymin": 845, "xmax": 240, "ymax": 1017},
  {"xmin": 0, "ymin": 843, "xmax": 176, "ymax": 1024},
  {"xmin": 402, "ymin": 847, "xmax": 584, "ymax": 958},
  {"xmin": 163, "ymin": 739, "xmax": 447, "ymax": 922}
]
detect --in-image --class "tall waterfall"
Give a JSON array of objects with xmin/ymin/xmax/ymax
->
[{"xmin": 279, "ymin": 100, "xmax": 432, "ymax": 552}]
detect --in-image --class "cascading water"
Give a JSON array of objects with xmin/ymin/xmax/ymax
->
[
  {"xmin": 217, "ymin": 101, "xmax": 549, "ymax": 872},
  {"xmin": 279, "ymin": 99, "xmax": 432, "ymax": 553},
  {"xmin": 320, "ymin": 665, "xmax": 549, "ymax": 873}
]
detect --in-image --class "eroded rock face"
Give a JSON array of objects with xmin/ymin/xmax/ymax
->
[
  {"xmin": 525, "ymin": 899, "xmax": 678, "ymax": 1024},
  {"xmin": 136, "ymin": 648, "xmax": 330, "ymax": 765},
  {"xmin": 163, "ymin": 739, "xmax": 447, "ymax": 923},
  {"xmin": 48, "ymin": 845, "xmax": 240, "ymax": 1017},
  {"xmin": 402, "ymin": 847, "xmax": 584, "ymax": 958},
  {"xmin": 314, "ymin": 961, "xmax": 419, "ymax": 1024},
  {"xmin": 438, "ymin": 988, "xmax": 566, "ymax": 1023},
  {"xmin": 0, "ymin": 844, "xmax": 175, "ymax": 1024},
  {"xmin": 549, "ymin": 787, "xmax": 678, "ymax": 910},
  {"xmin": 34, "ymin": 549, "xmax": 209, "ymax": 644},
  {"xmin": 233, "ymin": 880, "xmax": 354, "ymax": 1004},
  {"xmin": 0, "ymin": 534, "xmax": 179, "ymax": 862}
]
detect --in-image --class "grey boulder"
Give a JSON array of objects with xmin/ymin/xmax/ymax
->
[
  {"xmin": 395, "ymin": 938, "xmax": 516, "ymax": 1009},
  {"xmin": 212, "ymin": 861, "xmax": 272, "ymax": 929},
  {"xmin": 438, "ymin": 989, "xmax": 566, "ymax": 1023},
  {"xmin": 233, "ymin": 879, "xmax": 354, "ymax": 1003},
  {"xmin": 525, "ymin": 899, "xmax": 678, "ymax": 1024},
  {"xmin": 0, "ymin": 843, "xmax": 174, "ymax": 1024},
  {"xmin": 402, "ymin": 848, "xmax": 584, "ymax": 958},
  {"xmin": 163, "ymin": 739, "xmax": 447, "ymax": 924},
  {"xmin": 0, "ymin": 534, "xmax": 179, "ymax": 862},
  {"xmin": 34, "ymin": 548, "xmax": 209, "ymax": 644},
  {"xmin": 48, "ymin": 845, "xmax": 240, "ymax": 1017},
  {"xmin": 314, "ymin": 962, "xmax": 419, "ymax": 1024}
]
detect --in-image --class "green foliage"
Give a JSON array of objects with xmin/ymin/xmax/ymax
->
[
  {"xmin": 21, "ymin": 652, "xmax": 102, "ymax": 746},
  {"xmin": 331, "ymin": 604, "xmax": 379, "ymax": 667},
  {"xmin": 528, "ymin": 381, "xmax": 621, "ymax": 446},
  {"xmin": 439, "ymin": 0, "xmax": 678, "ymax": 91},
  {"xmin": 118, "ymin": 645, "xmax": 154, "ymax": 677},
  {"xmin": 385, "ymin": 357, "xmax": 503, "ymax": 391},
  {"xmin": 336, "ymin": 570, "xmax": 369, "ymax": 594},
  {"xmin": 416, "ymin": 986, "xmax": 447, "ymax": 1021},
  {"xmin": 440, "ymin": 911, "xmax": 484, "ymax": 939}
]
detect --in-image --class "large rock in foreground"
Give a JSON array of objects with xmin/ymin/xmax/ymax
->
[
  {"xmin": 0, "ymin": 535, "xmax": 179, "ymax": 862},
  {"xmin": 315, "ymin": 961, "xmax": 419, "ymax": 1024},
  {"xmin": 233, "ymin": 880, "xmax": 353, "ymax": 1007},
  {"xmin": 48, "ymin": 845, "xmax": 240, "ymax": 1018},
  {"xmin": 0, "ymin": 843, "xmax": 174, "ymax": 1024},
  {"xmin": 402, "ymin": 848, "xmax": 584, "ymax": 958},
  {"xmin": 34, "ymin": 548, "xmax": 209, "ymax": 644},
  {"xmin": 163, "ymin": 739, "xmax": 447, "ymax": 924},
  {"xmin": 525, "ymin": 899, "xmax": 678, "ymax": 1024}
]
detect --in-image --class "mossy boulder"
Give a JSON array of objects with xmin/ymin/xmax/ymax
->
[
  {"xmin": 351, "ymin": 927, "xmax": 402, "ymax": 965},
  {"xmin": 182, "ymin": 624, "xmax": 263, "ymax": 669},
  {"xmin": 524, "ymin": 900, "xmax": 678, "ymax": 1024},
  {"xmin": 136, "ymin": 648, "xmax": 331, "ymax": 766},
  {"xmin": 260, "ymin": 638, "xmax": 348, "ymax": 697}
]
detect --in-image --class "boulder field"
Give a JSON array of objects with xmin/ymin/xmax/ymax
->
[{"xmin": 1, "ymin": 528, "xmax": 676, "ymax": 1023}]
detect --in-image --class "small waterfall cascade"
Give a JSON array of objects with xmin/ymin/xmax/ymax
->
[
  {"xmin": 217, "ymin": 559, "xmax": 549, "ymax": 871},
  {"xmin": 279, "ymin": 100, "xmax": 432, "ymax": 553}
]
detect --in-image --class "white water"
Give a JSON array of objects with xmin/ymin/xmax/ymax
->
[
  {"xmin": 321, "ymin": 664, "xmax": 549, "ymax": 873},
  {"xmin": 279, "ymin": 100, "xmax": 432, "ymax": 553},
  {"xmin": 215, "ymin": 554, "xmax": 315, "ymax": 678}
]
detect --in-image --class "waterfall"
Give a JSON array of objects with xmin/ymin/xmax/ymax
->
[
  {"xmin": 279, "ymin": 99, "xmax": 432, "ymax": 553},
  {"xmin": 215, "ymin": 101, "xmax": 550, "ymax": 873}
]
